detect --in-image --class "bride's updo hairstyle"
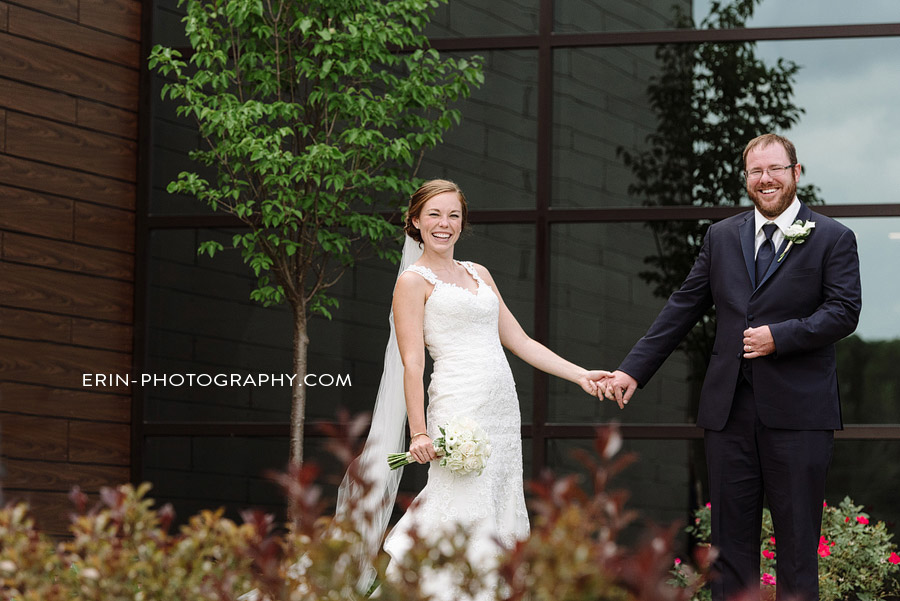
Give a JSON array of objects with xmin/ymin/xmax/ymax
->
[{"xmin": 404, "ymin": 179, "xmax": 469, "ymax": 244}]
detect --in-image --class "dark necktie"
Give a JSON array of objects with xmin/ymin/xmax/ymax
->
[{"xmin": 755, "ymin": 222, "xmax": 777, "ymax": 286}]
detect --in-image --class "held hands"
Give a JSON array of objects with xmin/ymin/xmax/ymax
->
[
  {"xmin": 743, "ymin": 325, "xmax": 775, "ymax": 358},
  {"xmin": 408, "ymin": 432, "xmax": 437, "ymax": 464},
  {"xmin": 579, "ymin": 370, "xmax": 613, "ymax": 396},
  {"xmin": 599, "ymin": 370, "xmax": 637, "ymax": 410}
]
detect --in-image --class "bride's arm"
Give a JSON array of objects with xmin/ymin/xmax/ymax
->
[
  {"xmin": 392, "ymin": 272, "xmax": 438, "ymax": 463},
  {"xmin": 474, "ymin": 264, "xmax": 609, "ymax": 395}
]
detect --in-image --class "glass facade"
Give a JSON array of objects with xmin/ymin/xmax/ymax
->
[{"xmin": 140, "ymin": 0, "xmax": 900, "ymax": 534}]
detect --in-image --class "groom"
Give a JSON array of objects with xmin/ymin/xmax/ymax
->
[{"xmin": 602, "ymin": 133, "xmax": 861, "ymax": 601}]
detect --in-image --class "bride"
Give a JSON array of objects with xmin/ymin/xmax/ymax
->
[{"xmin": 336, "ymin": 179, "xmax": 609, "ymax": 599}]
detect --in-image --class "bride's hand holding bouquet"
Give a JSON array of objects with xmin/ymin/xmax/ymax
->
[{"xmin": 388, "ymin": 417, "xmax": 492, "ymax": 476}]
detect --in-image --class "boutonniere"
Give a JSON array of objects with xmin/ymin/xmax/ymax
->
[{"xmin": 777, "ymin": 219, "xmax": 815, "ymax": 262}]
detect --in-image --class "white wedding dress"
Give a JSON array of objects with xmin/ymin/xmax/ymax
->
[{"xmin": 382, "ymin": 261, "xmax": 530, "ymax": 599}]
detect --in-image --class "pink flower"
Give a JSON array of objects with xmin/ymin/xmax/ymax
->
[
  {"xmin": 674, "ymin": 557, "xmax": 682, "ymax": 566},
  {"xmin": 889, "ymin": 552, "xmax": 900, "ymax": 565},
  {"xmin": 845, "ymin": 516, "xmax": 851, "ymax": 523},
  {"xmin": 769, "ymin": 537, "xmax": 776, "ymax": 545},
  {"xmin": 818, "ymin": 536, "xmax": 833, "ymax": 558},
  {"xmin": 857, "ymin": 516, "xmax": 869, "ymax": 525},
  {"xmin": 761, "ymin": 573, "xmax": 777, "ymax": 586},
  {"xmin": 823, "ymin": 500, "xmax": 828, "ymax": 507},
  {"xmin": 763, "ymin": 550, "xmax": 775, "ymax": 560},
  {"xmin": 706, "ymin": 502, "xmax": 712, "ymax": 508}
]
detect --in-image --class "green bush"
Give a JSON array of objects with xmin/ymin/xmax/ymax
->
[
  {"xmin": 0, "ymin": 424, "xmax": 702, "ymax": 600},
  {"xmin": 672, "ymin": 498, "xmax": 900, "ymax": 600}
]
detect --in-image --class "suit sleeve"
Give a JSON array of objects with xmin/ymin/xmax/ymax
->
[
  {"xmin": 618, "ymin": 229, "xmax": 715, "ymax": 386},
  {"xmin": 768, "ymin": 227, "xmax": 862, "ymax": 355}
]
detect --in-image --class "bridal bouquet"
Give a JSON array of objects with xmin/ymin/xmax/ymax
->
[{"xmin": 388, "ymin": 417, "xmax": 492, "ymax": 476}]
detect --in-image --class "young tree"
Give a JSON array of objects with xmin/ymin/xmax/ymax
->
[
  {"xmin": 149, "ymin": 0, "xmax": 483, "ymax": 466},
  {"xmin": 619, "ymin": 0, "xmax": 822, "ymax": 373}
]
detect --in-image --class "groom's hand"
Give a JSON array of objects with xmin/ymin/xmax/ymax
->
[
  {"xmin": 743, "ymin": 325, "xmax": 775, "ymax": 358},
  {"xmin": 601, "ymin": 370, "xmax": 637, "ymax": 409}
]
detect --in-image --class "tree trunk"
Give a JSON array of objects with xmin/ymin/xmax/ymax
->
[{"xmin": 290, "ymin": 302, "xmax": 309, "ymax": 467}]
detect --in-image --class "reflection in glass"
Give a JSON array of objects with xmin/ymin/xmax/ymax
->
[
  {"xmin": 554, "ymin": 0, "xmax": 690, "ymax": 33},
  {"xmin": 146, "ymin": 229, "xmax": 399, "ymax": 422},
  {"xmin": 549, "ymin": 223, "xmax": 695, "ymax": 424},
  {"xmin": 835, "ymin": 218, "xmax": 900, "ymax": 424},
  {"xmin": 552, "ymin": 45, "xmax": 659, "ymax": 208},
  {"xmin": 554, "ymin": 16, "xmax": 821, "ymax": 209},
  {"xmin": 694, "ymin": 0, "xmax": 900, "ymax": 29},
  {"xmin": 556, "ymin": 0, "xmax": 900, "ymax": 33},
  {"xmin": 425, "ymin": 0, "xmax": 539, "ymax": 38},
  {"xmin": 753, "ymin": 38, "xmax": 900, "ymax": 206},
  {"xmin": 420, "ymin": 51, "xmax": 538, "ymax": 210}
]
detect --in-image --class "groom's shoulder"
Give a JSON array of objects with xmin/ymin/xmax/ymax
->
[
  {"xmin": 806, "ymin": 208, "xmax": 843, "ymax": 227},
  {"xmin": 805, "ymin": 206, "xmax": 853, "ymax": 237},
  {"xmin": 710, "ymin": 210, "xmax": 752, "ymax": 231}
]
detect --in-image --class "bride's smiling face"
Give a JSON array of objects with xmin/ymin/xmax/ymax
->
[{"xmin": 412, "ymin": 191, "xmax": 464, "ymax": 252}]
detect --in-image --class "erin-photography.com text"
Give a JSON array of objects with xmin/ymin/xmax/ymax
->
[{"xmin": 82, "ymin": 373, "xmax": 352, "ymax": 388}]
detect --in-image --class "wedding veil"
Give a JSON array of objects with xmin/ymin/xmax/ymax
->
[{"xmin": 334, "ymin": 234, "xmax": 422, "ymax": 591}]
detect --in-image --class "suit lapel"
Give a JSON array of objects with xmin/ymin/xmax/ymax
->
[{"xmin": 739, "ymin": 213, "xmax": 756, "ymax": 288}]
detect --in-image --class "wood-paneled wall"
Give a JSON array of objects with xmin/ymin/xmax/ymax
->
[{"xmin": 0, "ymin": 0, "xmax": 140, "ymax": 535}]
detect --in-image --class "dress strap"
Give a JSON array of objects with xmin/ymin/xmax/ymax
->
[
  {"xmin": 404, "ymin": 264, "xmax": 438, "ymax": 285},
  {"xmin": 459, "ymin": 261, "xmax": 485, "ymax": 285}
]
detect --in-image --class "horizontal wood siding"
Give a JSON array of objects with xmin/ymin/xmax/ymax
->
[{"xmin": 0, "ymin": 0, "xmax": 140, "ymax": 535}]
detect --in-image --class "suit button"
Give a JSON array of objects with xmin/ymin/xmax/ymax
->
[{"xmin": 748, "ymin": 314, "xmax": 755, "ymax": 321}]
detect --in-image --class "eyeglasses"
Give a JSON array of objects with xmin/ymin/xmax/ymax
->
[{"xmin": 743, "ymin": 164, "xmax": 796, "ymax": 181}]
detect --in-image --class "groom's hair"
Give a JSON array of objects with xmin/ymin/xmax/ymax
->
[
  {"xmin": 404, "ymin": 179, "xmax": 469, "ymax": 244},
  {"xmin": 742, "ymin": 133, "xmax": 799, "ymax": 167}
]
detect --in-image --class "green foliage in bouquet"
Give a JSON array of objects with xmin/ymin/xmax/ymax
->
[
  {"xmin": 673, "ymin": 497, "xmax": 900, "ymax": 601},
  {"xmin": 1, "ymin": 420, "xmax": 706, "ymax": 600}
]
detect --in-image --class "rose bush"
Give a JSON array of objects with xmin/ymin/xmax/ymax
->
[{"xmin": 673, "ymin": 497, "xmax": 900, "ymax": 601}]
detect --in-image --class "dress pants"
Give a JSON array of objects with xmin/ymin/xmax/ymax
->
[{"xmin": 704, "ymin": 367, "xmax": 833, "ymax": 601}]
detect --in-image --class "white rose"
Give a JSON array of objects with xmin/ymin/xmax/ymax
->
[
  {"xmin": 458, "ymin": 441, "xmax": 477, "ymax": 456},
  {"xmin": 463, "ymin": 455, "xmax": 480, "ymax": 472},
  {"xmin": 445, "ymin": 454, "xmax": 465, "ymax": 472},
  {"xmin": 784, "ymin": 224, "xmax": 805, "ymax": 237}
]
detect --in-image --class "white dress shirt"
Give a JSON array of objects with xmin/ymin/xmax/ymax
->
[{"xmin": 754, "ymin": 197, "xmax": 801, "ymax": 258}]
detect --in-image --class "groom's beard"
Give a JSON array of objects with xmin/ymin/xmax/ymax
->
[{"xmin": 747, "ymin": 176, "xmax": 797, "ymax": 219}]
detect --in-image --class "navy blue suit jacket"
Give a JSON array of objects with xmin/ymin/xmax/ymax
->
[{"xmin": 619, "ymin": 202, "xmax": 861, "ymax": 431}]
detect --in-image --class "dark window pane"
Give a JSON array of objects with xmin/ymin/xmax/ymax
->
[
  {"xmin": 146, "ymin": 229, "xmax": 397, "ymax": 422},
  {"xmin": 426, "ymin": 0, "xmax": 539, "ymax": 38},
  {"xmin": 421, "ymin": 50, "xmax": 538, "ymax": 209},
  {"xmin": 829, "ymin": 440, "xmax": 900, "ymax": 538},
  {"xmin": 555, "ymin": 0, "xmax": 690, "ymax": 34},
  {"xmin": 546, "ymin": 438, "xmax": 696, "ymax": 540},
  {"xmin": 549, "ymin": 222, "xmax": 697, "ymax": 423},
  {"xmin": 553, "ymin": 46, "xmax": 658, "ymax": 208}
]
